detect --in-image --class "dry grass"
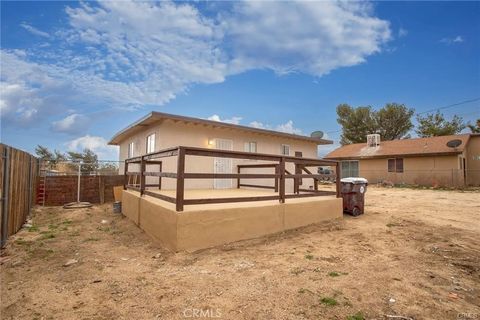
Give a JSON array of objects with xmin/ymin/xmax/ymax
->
[{"xmin": 1, "ymin": 186, "xmax": 479, "ymax": 319}]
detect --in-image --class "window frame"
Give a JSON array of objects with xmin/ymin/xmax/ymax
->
[
  {"xmin": 128, "ymin": 142, "xmax": 135, "ymax": 158},
  {"xmin": 244, "ymin": 141, "xmax": 257, "ymax": 153},
  {"xmin": 281, "ymin": 144, "xmax": 290, "ymax": 156},
  {"xmin": 341, "ymin": 160, "xmax": 359, "ymax": 178},
  {"xmin": 146, "ymin": 133, "xmax": 156, "ymax": 154},
  {"xmin": 388, "ymin": 158, "xmax": 404, "ymax": 173},
  {"xmin": 395, "ymin": 158, "xmax": 404, "ymax": 173}
]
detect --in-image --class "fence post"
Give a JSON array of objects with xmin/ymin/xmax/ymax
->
[
  {"xmin": 274, "ymin": 165, "xmax": 279, "ymax": 192},
  {"xmin": 237, "ymin": 166, "xmax": 241, "ymax": 189},
  {"xmin": 279, "ymin": 157, "xmax": 285, "ymax": 203},
  {"xmin": 294, "ymin": 163, "xmax": 300, "ymax": 194},
  {"xmin": 140, "ymin": 157, "xmax": 146, "ymax": 196},
  {"xmin": 123, "ymin": 161, "xmax": 129, "ymax": 190},
  {"xmin": 27, "ymin": 157, "xmax": 33, "ymax": 216},
  {"xmin": 1, "ymin": 146, "xmax": 10, "ymax": 248},
  {"xmin": 176, "ymin": 147, "xmax": 185, "ymax": 212},
  {"xmin": 158, "ymin": 161, "xmax": 162, "ymax": 190},
  {"xmin": 336, "ymin": 162, "xmax": 341, "ymax": 198}
]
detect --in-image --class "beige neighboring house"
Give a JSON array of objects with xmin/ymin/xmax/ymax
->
[
  {"xmin": 108, "ymin": 111, "xmax": 333, "ymax": 191},
  {"xmin": 325, "ymin": 133, "xmax": 480, "ymax": 187}
]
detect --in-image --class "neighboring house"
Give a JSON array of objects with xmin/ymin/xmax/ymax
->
[
  {"xmin": 108, "ymin": 112, "xmax": 332, "ymax": 190},
  {"xmin": 325, "ymin": 133, "xmax": 480, "ymax": 187}
]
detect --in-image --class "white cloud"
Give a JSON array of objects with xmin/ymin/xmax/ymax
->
[
  {"xmin": 440, "ymin": 35, "xmax": 464, "ymax": 45},
  {"xmin": 249, "ymin": 120, "xmax": 303, "ymax": 135},
  {"xmin": 398, "ymin": 28, "xmax": 408, "ymax": 38},
  {"xmin": 20, "ymin": 22, "xmax": 51, "ymax": 38},
  {"xmin": 52, "ymin": 113, "xmax": 90, "ymax": 134},
  {"xmin": 207, "ymin": 114, "xmax": 242, "ymax": 124},
  {"xmin": 66, "ymin": 135, "xmax": 118, "ymax": 160},
  {"xmin": 2, "ymin": 0, "xmax": 392, "ymax": 133},
  {"xmin": 223, "ymin": 1, "xmax": 391, "ymax": 76}
]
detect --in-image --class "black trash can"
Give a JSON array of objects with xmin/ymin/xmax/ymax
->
[{"xmin": 340, "ymin": 177, "xmax": 368, "ymax": 216}]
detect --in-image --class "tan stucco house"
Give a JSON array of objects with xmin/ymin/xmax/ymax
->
[
  {"xmin": 325, "ymin": 133, "xmax": 480, "ymax": 187},
  {"xmin": 108, "ymin": 111, "xmax": 333, "ymax": 191}
]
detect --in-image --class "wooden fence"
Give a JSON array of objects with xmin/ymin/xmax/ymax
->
[{"xmin": 0, "ymin": 144, "xmax": 38, "ymax": 248}]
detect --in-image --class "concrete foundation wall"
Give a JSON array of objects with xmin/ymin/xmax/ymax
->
[{"xmin": 122, "ymin": 190, "xmax": 342, "ymax": 252}]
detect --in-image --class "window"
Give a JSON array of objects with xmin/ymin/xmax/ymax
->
[
  {"xmin": 146, "ymin": 133, "xmax": 156, "ymax": 154},
  {"xmin": 128, "ymin": 142, "xmax": 135, "ymax": 158},
  {"xmin": 341, "ymin": 161, "xmax": 359, "ymax": 178},
  {"xmin": 388, "ymin": 158, "xmax": 404, "ymax": 173},
  {"xmin": 244, "ymin": 141, "xmax": 257, "ymax": 153},
  {"xmin": 281, "ymin": 144, "xmax": 290, "ymax": 156}
]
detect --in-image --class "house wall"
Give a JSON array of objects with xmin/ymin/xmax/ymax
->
[
  {"xmin": 465, "ymin": 135, "xmax": 480, "ymax": 186},
  {"xmin": 119, "ymin": 119, "xmax": 321, "ymax": 191},
  {"xmin": 357, "ymin": 155, "xmax": 465, "ymax": 187}
]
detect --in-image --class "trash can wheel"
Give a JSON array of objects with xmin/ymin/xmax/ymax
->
[{"xmin": 352, "ymin": 207, "xmax": 361, "ymax": 217}]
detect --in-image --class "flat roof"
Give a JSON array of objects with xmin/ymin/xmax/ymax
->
[{"xmin": 108, "ymin": 111, "xmax": 333, "ymax": 145}]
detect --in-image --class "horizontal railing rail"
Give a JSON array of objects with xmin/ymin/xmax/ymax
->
[{"xmin": 124, "ymin": 146, "xmax": 340, "ymax": 211}]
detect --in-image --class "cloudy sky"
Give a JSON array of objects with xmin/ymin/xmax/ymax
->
[{"xmin": 1, "ymin": 1, "xmax": 479, "ymax": 160}]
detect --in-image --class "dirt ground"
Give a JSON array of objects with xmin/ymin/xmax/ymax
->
[{"xmin": 1, "ymin": 186, "xmax": 479, "ymax": 320}]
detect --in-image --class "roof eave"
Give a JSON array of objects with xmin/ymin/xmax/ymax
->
[
  {"xmin": 109, "ymin": 111, "xmax": 333, "ymax": 145},
  {"xmin": 325, "ymin": 150, "xmax": 464, "ymax": 160}
]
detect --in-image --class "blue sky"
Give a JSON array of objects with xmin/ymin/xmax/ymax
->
[{"xmin": 1, "ymin": 1, "xmax": 479, "ymax": 160}]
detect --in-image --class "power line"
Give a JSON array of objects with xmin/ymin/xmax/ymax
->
[
  {"xmin": 417, "ymin": 97, "xmax": 480, "ymax": 115},
  {"xmin": 324, "ymin": 97, "xmax": 480, "ymax": 135}
]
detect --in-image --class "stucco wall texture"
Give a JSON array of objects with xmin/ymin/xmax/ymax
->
[
  {"xmin": 120, "ymin": 119, "xmax": 324, "ymax": 191},
  {"xmin": 358, "ymin": 155, "xmax": 466, "ymax": 186},
  {"xmin": 122, "ymin": 190, "xmax": 342, "ymax": 252},
  {"xmin": 357, "ymin": 135, "xmax": 480, "ymax": 187}
]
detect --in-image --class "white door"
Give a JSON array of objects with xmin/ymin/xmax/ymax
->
[{"xmin": 214, "ymin": 139, "xmax": 233, "ymax": 189}]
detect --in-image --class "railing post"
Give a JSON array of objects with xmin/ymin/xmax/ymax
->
[
  {"xmin": 279, "ymin": 157, "xmax": 285, "ymax": 203},
  {"xmin": 336, "ymin": 162, "xmax": 341, "ymax": 198},
  {"xmin": 176, "ymin": 147, "xmax": 185, "ymax": 212},
  {"xmin": 274, "ymin": 164, "xmax": 279, "ymax": 192},
  {"xmin": 294, "ymin": 163, "xmax": 302, "ymax": 194},
  {"xmin": 123, "ymin": 161, "xmax": 129, "ymax": 190},
  {"xmin": 140, "ymin": 157, "xmax": 146, "ymax": 196},
  {"xmin": 237, "ymin": 166, "xmax": 241, "ymax": 189},
  {"xmin": 158, "ymin": 161, "xmax": 162, "ymax": 190}
]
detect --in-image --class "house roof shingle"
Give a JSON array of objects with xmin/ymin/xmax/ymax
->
[{"xmin": 324, "ymin": 134, "xmax": 473, "ymax": 160}]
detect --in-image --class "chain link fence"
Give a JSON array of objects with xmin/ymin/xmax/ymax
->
[
  {"xmin": 358, "ymin": 169, "xmax": 480, "ymax": 188},
  {"xmin": 39, "ymin": 160, "xmax": 121, "ymax": 176}
]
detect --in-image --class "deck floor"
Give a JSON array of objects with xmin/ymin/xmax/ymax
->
[{"xmin": 142, "ymin": 187, "xmax": 337, "ymax": 212}]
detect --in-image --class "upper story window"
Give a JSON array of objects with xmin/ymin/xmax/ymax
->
[
  {"xmin": 388, "ymin": 158, "xmax": 404, "ymax": 173},
  {"xmin": 244, "ymin": 141, "xmax": 257, "ymax": 153},
  {"xmin": 128, "ymin": 142, "xmax": 135, "ymax": 158},
  {"xmin": 146, "ymin": 133, "xmax": 156, "ymax": 154},
  {"xmin": 281, "ymin": 144, "xmax": 290, "ymax": 156}
]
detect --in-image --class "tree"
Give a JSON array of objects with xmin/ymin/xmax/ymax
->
[
  {"xmin": 376, "ymin": 103, "xmax": 415, "ymax": 140},
  {"xmin": 67, "ymin": 148, "xmax": 99, "ymax": 174},
  {"xmin": 467, "ymin": 119, "xmax": 480, "ymax": 133},
  {"xmin": 35, "ymin": 145, "xmax": 67, "ymax": 164},
  {"xmin": 415, "ymin": 111, "xmax": 466, "ymax": 137},
  {"xmin": 35, "ymin": 145, "xmax": 53, "ymax": 160},
  {"xmin": 336, "ymin": 103, "xmax": 414, "ymax": 145},
  {"xmin": 336, "ymin": 104, "xmax": 377, "ymax": 145}
]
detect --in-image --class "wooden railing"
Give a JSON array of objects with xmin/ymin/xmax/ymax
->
[{"xmin": 124, "ymin": 146, "xmax": 340, "ymax": 212}]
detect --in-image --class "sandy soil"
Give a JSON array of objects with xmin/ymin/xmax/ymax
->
[{"xmin": 1, "ymin": 186, "xmax": 479, "ymax": 320}]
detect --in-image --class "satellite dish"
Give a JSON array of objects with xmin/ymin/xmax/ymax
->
[
  {"xmin": 310, "ymin": 131, "xmax": 324, "ymax": 139},
  {"xmin": 446, "ymin": 139, "xmax": 462, "ymax": 148}
]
